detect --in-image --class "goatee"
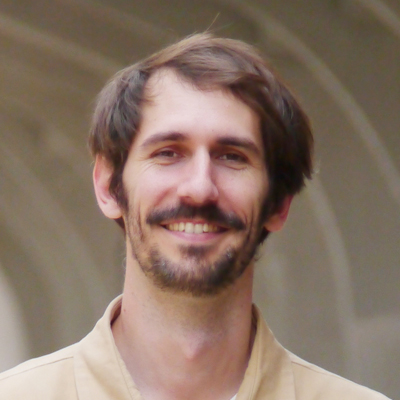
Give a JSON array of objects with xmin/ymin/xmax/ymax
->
[{"xmin": 127, "ymin": 203, "xmax": 263, "ymax": 297}]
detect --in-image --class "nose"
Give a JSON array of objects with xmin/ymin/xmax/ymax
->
[{"xmin": 177, "ymin": 150, "xmax": 219, "ymax": 205}]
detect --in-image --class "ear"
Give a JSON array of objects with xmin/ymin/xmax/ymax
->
[
  {"xmin": 264, "ymin": 196, "xmax": 292, "ymax": 232},
  {"xmin": 93, "ymin": 156, "xmax": 123, "ymax": 219}
]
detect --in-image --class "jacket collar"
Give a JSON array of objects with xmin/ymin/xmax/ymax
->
[
  {"xmin": 74, "ymin": 296, "xmax": 140, "ymax": 400},
  {"xmin": 73, "ymin": 297, "xmax": 296, "ymax": 400},
  {"xmin": 238, "ymin": 306, "xmax": 296, "ymax": 400}
]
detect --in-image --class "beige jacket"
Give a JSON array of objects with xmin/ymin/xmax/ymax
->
[{"xmin": 0, "ymin": 297, "xmax": 390, "ymax": 399}]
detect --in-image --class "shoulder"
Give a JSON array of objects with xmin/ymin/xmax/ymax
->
[
  {"xmin": 288, "ymin": 352, "xmax": 391, "ymax": 400},
  {"xmin": 0, "ymin": 345, "xmax": 77, "ymax": 399}
]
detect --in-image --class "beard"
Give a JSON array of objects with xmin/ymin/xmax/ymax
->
[{"xmin": 125, "ymin": 203, "xmax": 265, "ymax": 297}]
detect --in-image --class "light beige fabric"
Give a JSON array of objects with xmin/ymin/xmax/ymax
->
[{"xmin": 0, "ymin": 296, "xmax": 390, "ymax": 399}]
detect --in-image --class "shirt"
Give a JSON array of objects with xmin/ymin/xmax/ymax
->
[{"xmin": 0, "ymin": 296, "xmax": 390, "ymax": 399}]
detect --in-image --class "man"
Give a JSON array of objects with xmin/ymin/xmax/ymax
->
[{"xmin": 0, "ymin": 34, "xmax": 389, "ymax": 399}]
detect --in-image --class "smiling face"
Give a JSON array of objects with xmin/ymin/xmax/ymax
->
[{"xmin": 95, "ymin": 70, "xmax": 286, "ymax": 296}]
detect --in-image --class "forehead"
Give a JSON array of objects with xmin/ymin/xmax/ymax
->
[{"xmin": 133, "ymin": 69, "xmax": 263, "ymax": 149}]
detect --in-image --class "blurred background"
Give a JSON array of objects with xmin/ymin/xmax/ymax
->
[{"xmin": 0, "ymin": 0, "xmax": 399, "ymax": 398}]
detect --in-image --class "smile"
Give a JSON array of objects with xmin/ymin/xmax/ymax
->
[{"xmin": 164, "ymin": 222, "xmax": 221, "ymax": 234}]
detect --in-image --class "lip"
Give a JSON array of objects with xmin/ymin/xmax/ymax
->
[
  {"xmin": 161, "ymin": 227, "xmax": 224, "ymax": 244},
  {"xmin": 161, "ymin": 220, "xmax": 227, "ymax": 233},
  {"xmin": 158, "ymin": 220, "xmax": 228, "ymax": 244},
  {"xmin": 160, "ymin": 218, "xmax": 229, "ymax": 229}
]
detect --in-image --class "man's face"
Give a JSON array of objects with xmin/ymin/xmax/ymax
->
[{"xmin": 121, "ymin": 70, "xmax": 269, "ymax": 296}]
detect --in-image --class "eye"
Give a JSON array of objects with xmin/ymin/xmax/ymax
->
[
  {"xmin": 151, "ymin": 148, "xmax": 182, "ymax": 165},
  {"xmin": 219, "ymin": 152, "xmax": 247, "ymax": 163},
  {"xmin": 155, "ymin": 149, "xmax": 179, "ymax": 158}
]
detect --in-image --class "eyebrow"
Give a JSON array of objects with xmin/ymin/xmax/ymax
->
[
  {"xmin": 216, "ymin": 137, "xmax": 261, "ymax": 157},
  {"xmin": 140, "ymin": 132, "xmax": 187, "ymax": 149}
]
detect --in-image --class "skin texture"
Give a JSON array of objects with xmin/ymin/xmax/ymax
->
[
  {"xmin": 121, "ymin": 70, "xmax": 271, "ymax": 297},
  {"xmin": 93, "ymin": 70, "xmax": 290, "ymax": 400}
]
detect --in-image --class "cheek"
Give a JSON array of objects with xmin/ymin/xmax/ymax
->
[
  {"xmin": 217, "ymin": 172, "xmax": 268, "ymax": 208},
  {"xmin": 132, "ymin": 169, "xmax": 178, "ymax": 209}
]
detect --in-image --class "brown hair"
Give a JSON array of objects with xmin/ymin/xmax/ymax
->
[{"xmin": 88, "ymin": 33, "xmax": 314, "ymax": 242}]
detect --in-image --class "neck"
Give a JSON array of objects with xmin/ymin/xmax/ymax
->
[{"xmin": 112, "ymin": 257, "xmax": 255, "ymax": 400}]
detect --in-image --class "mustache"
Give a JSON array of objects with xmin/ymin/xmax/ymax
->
[{"xmin": 146, "ymin": 204, "xmax": 246, "ymax": 231}]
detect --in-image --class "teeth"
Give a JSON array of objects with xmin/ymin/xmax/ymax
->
[
  {"xmin": 185, "ymin": 222, "xmax": 194, "ymax": 233},
  {"xmin": 166, "ymin": 222, "xmax": 219, "ymax": 233},
  {"xmin": 194, "ymin": 224, "xmax": 203, "ymax": 234}
]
